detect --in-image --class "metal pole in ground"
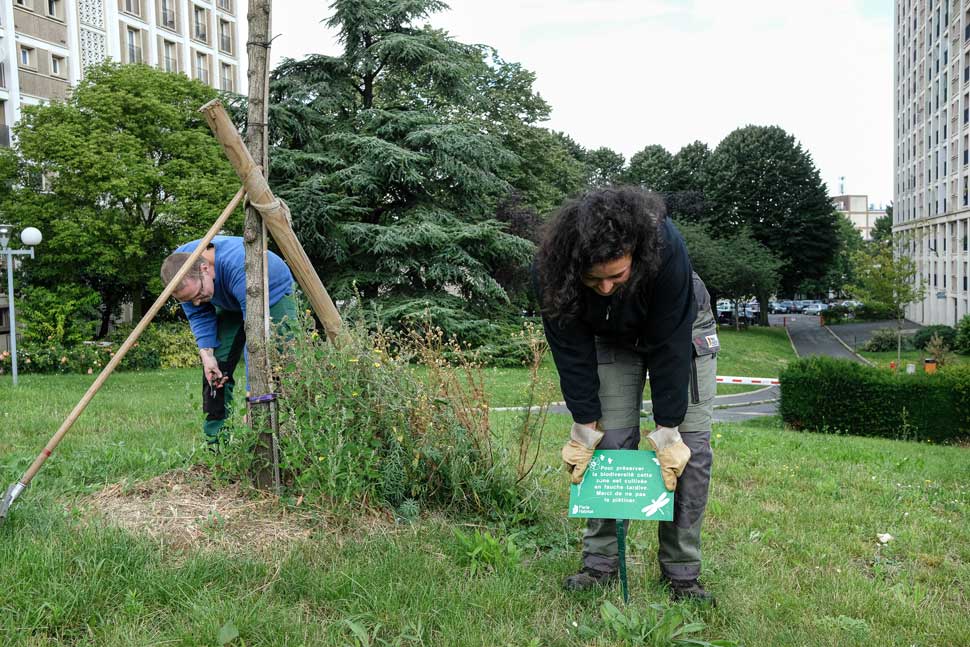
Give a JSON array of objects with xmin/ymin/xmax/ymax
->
[
  {"xmin": 616, "ymin": 521, "xmax": 629, "ymax": 603},
  {"xmin": 5, "ymin": 249, "xmax": 15, "ymax": 386}
]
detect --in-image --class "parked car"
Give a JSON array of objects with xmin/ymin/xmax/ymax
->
[
  {"xmin": 802, "ymin": 303, "xmax": 829, "ymax": 316},
  {"xmin": 770, "ymin": 300, "xmax": 794, "ymax": 314},
  {"xmin": 717, "ymin": 301, "xmax": 761, "ymax": 325}
]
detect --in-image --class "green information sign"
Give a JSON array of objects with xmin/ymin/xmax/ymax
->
[{"xmin": 568, "ymin": 450, "xmax": 673, "ymax": 521}]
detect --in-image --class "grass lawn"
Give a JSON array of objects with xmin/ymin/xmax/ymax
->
[
  {"xmin": 1, "ymin": 364, "xmax": 967, "ymax": 646},
  {"xmin": 482, "ymin": 325, "xmax": 794, "ymax": 407}
]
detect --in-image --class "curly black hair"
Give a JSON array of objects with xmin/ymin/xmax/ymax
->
[{"xmin": 536, "ymin": 186, "xmax": 666, "ymax": 321}]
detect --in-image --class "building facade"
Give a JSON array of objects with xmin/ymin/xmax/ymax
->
[
  {"xmin": 832, "ymin": 194, "xmax": 887, "ymax": 241},
  {"xmin": 0, "ymin": 0, "xmax": 243, "ymax": 134},
  {"xmin": 0, "ymin": 0, "xmax": 243, "ymax": 352},
  {"xmin": 894, "ymin": 0, "xmax": 970, "ymax": 326}
]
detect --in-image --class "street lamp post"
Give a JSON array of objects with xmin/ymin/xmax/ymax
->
[{"xmin": 0, "ymin": 224, "xmax": 42, "ymax": 386}]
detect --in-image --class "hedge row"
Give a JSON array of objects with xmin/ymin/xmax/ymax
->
[
  {"xmin": 0, "ymin": 322, "xmax": 197, "ymax": 375},
  {"xmin": 779, "ymin": 356, "xmax": 970, "ymax": 443}
]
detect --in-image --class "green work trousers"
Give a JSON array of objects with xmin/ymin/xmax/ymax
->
[
  {"xmin": 202, "ymin": 294, "xmax": 298, "ymax": 445},
  {"xmin": 581, "ymin": 303, "xmax": 717, "ymax": 581}
]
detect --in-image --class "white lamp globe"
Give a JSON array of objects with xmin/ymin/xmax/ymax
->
[{"xmin": 20, "ymin": 227, "xmax": 42, "ymax": 246}]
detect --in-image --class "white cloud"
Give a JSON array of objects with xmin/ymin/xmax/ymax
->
[{"xmin": 258, "ymin": 0, "xmax": 893, "ymax": 205}]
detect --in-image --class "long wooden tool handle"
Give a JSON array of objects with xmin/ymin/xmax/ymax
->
[
  {"xmin": 16, "ymin": 187, "xmax": 247, "ymax": 488},
  {"xmin": 198, "ymin": 99, "xmax": 345, "ymax": 342}
]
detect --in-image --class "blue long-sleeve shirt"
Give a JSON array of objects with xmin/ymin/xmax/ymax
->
[{"xmin": 176, "ymin": 236, "xmax": 294, "ymax": 350}]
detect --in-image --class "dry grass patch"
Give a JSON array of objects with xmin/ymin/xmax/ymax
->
[{"xmin": 86, "ymin": 464, "xmax": 321, "ymax": 553}]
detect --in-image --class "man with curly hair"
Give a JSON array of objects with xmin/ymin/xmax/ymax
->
[{"xmin": 534, "ymin": 186, "xmax": 718, "ymax": 603}]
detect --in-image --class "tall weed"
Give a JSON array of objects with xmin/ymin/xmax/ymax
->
[{"xmin": 213, "ymin": 312, "xmax": 548, "ymax": 519}]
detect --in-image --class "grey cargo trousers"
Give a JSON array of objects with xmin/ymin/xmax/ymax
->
[{"xmin": 581, "ymin": 283, "xmax": 717, "ymax": 581}]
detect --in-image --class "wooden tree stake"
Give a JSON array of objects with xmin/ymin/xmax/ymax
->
[{"xmin": 199, "ymin": 99, "xmax": 344, "ymax": 343}]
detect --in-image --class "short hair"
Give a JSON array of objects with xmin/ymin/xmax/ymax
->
[{"xmin": 160, "ymin": 252, "xmax": 205, "ymax": 291}]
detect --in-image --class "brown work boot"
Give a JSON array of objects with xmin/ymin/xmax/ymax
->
[
  {"xmin": 665, "ymin": 577, "xmax": 715, "ymax": 605},
  {"xmin": 563, "ymin": 566, "xmax": 617, "ymax": 591}
]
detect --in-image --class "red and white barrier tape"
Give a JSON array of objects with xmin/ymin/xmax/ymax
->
[{"xmin": 716, "ymin": 375, "xmax": 780, "ymax": 385}]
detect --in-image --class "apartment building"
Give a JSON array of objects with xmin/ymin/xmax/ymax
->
[
  {"xmin": 894, "ymin": 0, "xmax": 970, "ymax": 325},
  {"xmin": 0, "ymin": 0, "xmax": 243, "ymax": 139},
  {"xmin": 832, "ymin": 194, "xmax": 887, "ymax": 241}
]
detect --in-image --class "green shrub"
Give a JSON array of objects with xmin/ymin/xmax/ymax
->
[
  {"xmin": 864, "ymin": 328, "xmax": 911, "ymax": 352},
  {"xmin": 212, "ymin": 317, "xmax": 546, "ymax": 518},
  {"xmin": 0, "ymin": 321, "xmax": 197, "ymax": 375},
  {"xmin": 913, "ymin": 325, "xmax": 956, "ymax": 350},
  {"xmin": 779, "ymin": 356, "xmax": 970, "ymax": 442},
  {"xmin": 108, "ymin": 322, "xmax": 197, "ymax": 369},
  {"xmin": 17, "ymin": 284, "xmax": 101, "ymax": 346},
  {"xmin": 956, "ymin": 314, "xmax": 970, "ymax": 354},
  {"xmin": 1, "ymin": 340, "xmax": 113, "ymax": 375},
  {"xmin": 854, "ymin": 302, "xmax": 896, "ymax": 321},
  {"xmin": 822, "ymin": 304, "xmax": 852, "ymax": 325}
]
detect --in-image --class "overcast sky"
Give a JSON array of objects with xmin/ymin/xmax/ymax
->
[{"xmin": 255, "ymin": 0, "xmax": 894, "ymax": 207}]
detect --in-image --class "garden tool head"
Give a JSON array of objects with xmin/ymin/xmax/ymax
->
[{"xmin": 0, "ymin": 482, "xmax": 26, "ymax": 526}]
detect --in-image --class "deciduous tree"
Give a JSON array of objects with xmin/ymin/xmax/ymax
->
[
  {"xmin": 849, "ymin": 241, "xmax": 926, "ymax": 366},
  {"xmin": 623, "ymin": 144, "xmax": 673, "ymax": 191},
  {"xmin": 704, "ymin": 125, "xmax": 839, "ymax": 297},
  {"xmin": 6, "ymin": 62, "xmax": 239, "ymax": 336}
]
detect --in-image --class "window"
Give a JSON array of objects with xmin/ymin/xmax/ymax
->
[
  {"xmin": 124, "ymin": 0, "xmax": 140, "ymax": 16},
  {"xmin": 47, "ymin": 0, "xmax": 59, "ymax": 19},
  {"xmin": 51, "ymin": 55, "xmax": 63, "ymax": 76},
  {"xmin": 163, "ymin": 41, "xmax": 176, "ymax": 72},
  {"xmin": 195, "ymin": 52, "xmax": 208, "ymax": 84},
  {"xmin": 15, "ymin": 0, "xmax": 30, "ymax": 7},
  {"xmin": 220, "ymin": 63, "xmax": 233, "ymax": 91},
  {"xmin": 217, "ymin": 0, "xmax": 232, "ymax": 11},
  {"xmin": 20, "ymin": 46, "xmax": 32, "ymax": 67},
  {"xmin": 161, "ymin": 0, "xmax": 175, "ymax": 29},
  {"xmin": 194, "ymin": 6, "xmax": 208, "ymax": 41},
  {"xmin": 127, "ymin": 28, "xmax": 142, "ymax": 63},
  {"xmin": 219, "ymin": 20, "xmax": 232, "ymax": 53}
]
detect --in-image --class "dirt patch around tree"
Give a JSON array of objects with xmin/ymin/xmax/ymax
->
[{"xmin": 86, "ymin": 464, "xmax": 321, "ymax": 554}]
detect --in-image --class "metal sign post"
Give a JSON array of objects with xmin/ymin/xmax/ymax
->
[{"xmin": 0, "ymin": 225, "xmax": 42, "ymax": 386}]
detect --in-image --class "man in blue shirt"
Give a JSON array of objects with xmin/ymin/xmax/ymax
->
[{"xmin": 160, "ymin": 236, "xmax": 297, "ymax": 445}]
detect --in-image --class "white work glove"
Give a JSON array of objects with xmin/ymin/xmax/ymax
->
[
  {"xmin": 647, "ymin": 426, "xmax": 691, "ymax": 491},
  {"xmin": 561, "ymin": 422, "xmax": 605, "ymax": 485}
]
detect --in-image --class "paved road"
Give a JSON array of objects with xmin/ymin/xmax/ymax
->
[{"xmin": 784, "ymin": 314, "xmax": 864, "ymax": 362}]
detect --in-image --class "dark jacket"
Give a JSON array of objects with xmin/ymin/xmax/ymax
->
[{"xmin": 537, "ymin": 218, "xmax": 696, "ymax": 428}]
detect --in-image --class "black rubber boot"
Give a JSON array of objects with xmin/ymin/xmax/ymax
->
[
  {"xmin": 666, "ymin": 578, "xmax": 716, "ymax": 605},
  {"xmin": 563, "ymin": 567, "xmax": 617, "ymax": 591}
]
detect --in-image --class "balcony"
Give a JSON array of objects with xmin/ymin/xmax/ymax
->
[
  {"xmin": 221, "ymin": 75, "xmax": 233, "ymax": 92},
  {"xmin": 164, "ymin": 56, "xmax": 177, "ymax": 73},
  {"xmin": 220, "ymin": 35, "xmax": 232, "ymax": 53},
  {"xmin": 196, "ymin": 67, "xmax": 209, "ymax": 85},
  {"xmin": 128, "ymin": 45, "xmax": 143, "ymax": 64},
  {"xmin": 162, "ymin": 9, "xmax": 176, "ymax": 29},
  {"xmin": 194, "ymin": 24, "xmax": 207, "ymax": 42}
]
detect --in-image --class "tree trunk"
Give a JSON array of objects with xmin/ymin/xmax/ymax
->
[
  {"xmin": 245, "ymin": 0, "xmax": 276, "ymax": 491},
  {"xmin": 131, "ymin": 285, "xmax": 143, "ymax": 321},
  {"xmin": 97, "ymin": 295, "xmax": 116, "ymax": 339},
  {"xmin": 897, "ymin": 315, "xmax": 902, "ymax": 370}
]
